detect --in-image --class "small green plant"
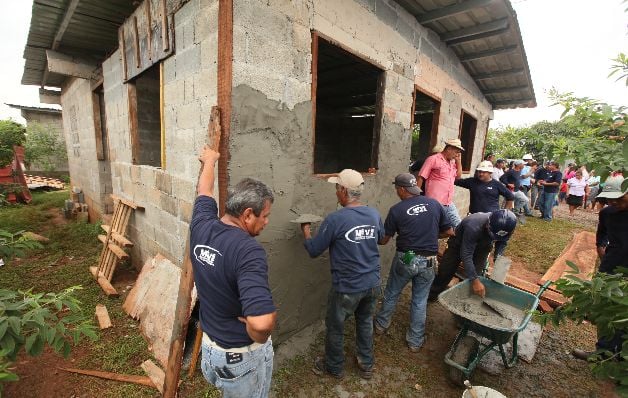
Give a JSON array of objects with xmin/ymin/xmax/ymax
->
[
  {"xmin": 535, "ymin": 262, "xmax": 628, "ymax": 395},
  {"xmin": 0, "ymin": 120, "xmax": 26, "ymax": 168},
  {"xmin": 0, "ymin": 286, "xmax": 99, "ymax": 393},
  {"xmin": 0, "ymin": 230, "xmax": 42, "ymax": 260}
]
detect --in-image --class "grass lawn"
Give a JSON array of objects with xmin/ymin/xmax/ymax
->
[
  {"xmin": 504, "ymin": 216, "xmax": 595, "ymax": 274},
  {"xmin": 0, "ymin": 191, "xmax": 216, "ymax": 397}
]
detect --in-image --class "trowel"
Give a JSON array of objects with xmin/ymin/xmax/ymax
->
[
  {"xmin": 481, "ymin": 297, "xmax": 508, "ymax": 318},
  {"xmin": 289, "ymin": 212, "xmax": 323, "ymax": 224}
]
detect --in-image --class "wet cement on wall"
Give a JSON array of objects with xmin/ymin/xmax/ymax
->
[{"xmin": 229, "ymin": 84, "xmax": 410, "ymax": 343}]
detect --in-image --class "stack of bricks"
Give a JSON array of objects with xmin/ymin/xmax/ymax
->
[{"xmin": 64, "ymin": 186, "xmax": 89, "ymax": 222}]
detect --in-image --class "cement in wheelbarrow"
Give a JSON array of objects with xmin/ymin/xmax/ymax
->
[{"xmin": 443, "ymin": 291, "xmax": 528, "ymax": 331}]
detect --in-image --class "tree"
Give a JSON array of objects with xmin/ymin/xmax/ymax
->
[
  {"xmin": 24, "ymin": 122, "xmax": 67, "ymax": 172},
  {"xmin": 0, "ymin": 120, "xmax": 26, "ymax": 168}
]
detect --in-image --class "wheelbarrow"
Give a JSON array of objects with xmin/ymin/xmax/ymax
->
[{"xmin": 438, "ymin": 276, "xmax": 551, "ymax": 385}]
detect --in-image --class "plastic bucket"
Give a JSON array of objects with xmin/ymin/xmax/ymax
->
[{"xmin": 462, "ymin": 386, "xmax": 507, "ymax": 398}]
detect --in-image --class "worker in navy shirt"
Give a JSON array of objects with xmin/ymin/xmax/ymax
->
[
  {"xmin": 455, "ymin": 160, "xmax": 514, "ymax": 213},
  {"xmin": 500, "ymin": 159, "xmax": 532, "ymax": 220},
  {"xmin": 374, "ymin": 173, "xmax": 453, "ymax": 352},
  {"xmin": 429, "ymin": 210, "xmax": 517, "ymax": 298},
  {"xmin": 531, "ymin": 161, "xmax": 549, "ymax": 210},
  {"xmin": 573, "ymin": 177, "xmax": 628, "ymax": 360},
  {"xmin": 300, "ymin": 169, "xmax": 384, "ymax": 380},
  {"xmin": 538, "ymin": 161, "xmax": 562, "ymax": 221},
  {"xmin": 190, "ymin": 145, "xmax": 277, "ymax": 398}
]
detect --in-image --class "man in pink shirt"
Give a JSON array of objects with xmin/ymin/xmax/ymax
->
[{"xmin": 416, "ymin": 138, "xmax": 464, "ymax": 226}]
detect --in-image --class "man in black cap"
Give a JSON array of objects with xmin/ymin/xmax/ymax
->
[
  {"xmin": 430, "ymin": 210, "xmax": 517, "ymax": 298},
  {"xmin": 374, "ymin": 173, "xmax": 453, "ymax": 352}
]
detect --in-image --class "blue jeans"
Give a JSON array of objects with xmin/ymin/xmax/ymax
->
[
  {"xmin": 539, "ymin": 191, "xmax": 556, "ymax": 220},
  {"xmin": 325, "ymin": 286, "xmax": 379, "ymax": 375},
  {"xmin": 443, "ymin": 203, "xmax": 461, "ymax": 228},
  {"xmin": 375, "ymin": 253, "xmax": 436, "ymax": 348},
  {"xmin": 514, "ymin": 190, "xmax": 531, "ymax": 215},
  {"xmin": 201, "ymin": 338, "xmax": 273, "ymax": 398}
]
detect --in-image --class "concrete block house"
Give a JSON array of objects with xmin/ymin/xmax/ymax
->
[{"xmin": 21, "ymin": 0, "xmax": 535, "ymax": 344}]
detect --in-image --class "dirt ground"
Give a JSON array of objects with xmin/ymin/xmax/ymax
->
[{"xmin": 2, "ymin": 202, "xmax": 620, "ymax": 398}]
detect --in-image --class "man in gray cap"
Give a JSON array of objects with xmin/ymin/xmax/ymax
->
[
  {"xmin": 573, "ymin": 176, "xmax": 628, "ymax": 360},
  {"xmin": 374, "ymin": 173, "xmax": 454, "ymax": 352},
  {"xmin": 300, "ymin": 169, "xmax": 384, "ymax": 380}
]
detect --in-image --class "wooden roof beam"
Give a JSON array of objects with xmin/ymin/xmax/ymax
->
[
  {"xmin": 46, "ymin": 50, "xmax": 98, "ymax": 79},
  {"xmin": 471, "ymin": 68, "xmax": 524, "ymax": 80},
  {"xmin": 41, "ymin": 0, "xmax": 80, "ymax": 88},
  {"xmin": 460, "ymin": 44, "xmax": 518, "ymax": 62},
  {"xmin": 493, "ymin": 98, "xmax": 535, "ymax": 107},
  {"xmin": 39, "ymin": 88, "xmax": 61, "ymax": 105},
  {"xmin": 482, "ymin": 85, "xmax": 529, "ymax": 95},
  {"xmin": 442, "ymin": 18, "xmax": 509, "ymax": 45},
  {"xmin": 417, "ymin": 0, "xmax": 496, "ymax": 24}
]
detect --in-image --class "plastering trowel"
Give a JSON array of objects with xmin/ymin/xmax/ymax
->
[{"xmin": 289, "ymin": 213, "xmax": 323, "ymax": 224}]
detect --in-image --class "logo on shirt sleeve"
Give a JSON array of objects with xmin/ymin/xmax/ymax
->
[
  {"xmin": 406, "ymin": 204, "xmax": 428, "ymax": 215},
  {"xmin": 344, "ymin": 225, "xmax": 377, "ymax": 243},
  {"xmin": 193, "ymin": 245, "xmax": 222, "ymax": 267}
]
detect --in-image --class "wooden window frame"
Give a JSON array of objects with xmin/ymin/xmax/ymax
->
[
  {"xmin": 458, "ymin": 110, "xmax": 478, "ymax": 173},
  {"xmin": 410, "ymin": 86, "xmax": 441, "ymax": 156}
]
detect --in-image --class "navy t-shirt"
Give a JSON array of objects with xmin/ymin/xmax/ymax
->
[
  {"xmin": 534, "ymin": 167, "xmax": 548, "ymax": 181},
  {"xmin": 596, "ymin": 206, "xmax": 628, "ymax": 274},
  {"xmin": 543, "ymin": 170, "xmax": 562, "ymax": 193},
  {"xmin": 455, "ymin": 177, "xmax": 514, "ymax": 213},
  {"xmin": 190, "ymin": 196, "xmax": 276, "ymax": 348},
  {"xmin": 499, "ymin": 169, "xmax": 522, "ymax": 191},
  {"xmin": 384, "ymin": 195, "xmax": 451, "ymax": 254},
  {"xmin": 304, "ymin": 206, "xmax": 384, "ymax": 293}
]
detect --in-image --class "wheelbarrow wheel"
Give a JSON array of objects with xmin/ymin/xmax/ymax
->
[{"xmin": 448, "ymin": 336, "xmax": 480, "ymax": 386}]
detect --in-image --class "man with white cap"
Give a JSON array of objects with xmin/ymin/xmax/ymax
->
[
  {"xmin": 572, "ymin": 176, "xmax": 628, "ymax": 360},
  {"xmin": 374, "ymin": 173, "xmax": 453, "ymax": 352},
  {"xmin": 500, "ymin": 159, "xmax": 532, "ymax": 222},
  {"xmin": 416, "ymin": 138, "xmax": 464, "ymax": 227},
  {"xmin": 520, "ymin": 154, "xmax": 537, "ymax": 197},
  {"xmin": 300, "ymin": 169, "xmax": 384, "ymax": 380},
  {"xmin": 455, "ymin": 160, "xmax": 514, "ymax": 214}
]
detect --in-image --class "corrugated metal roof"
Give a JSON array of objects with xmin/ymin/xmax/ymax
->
[
  {"xmin": 21, "ymin": 0, "xmax": 135, "ymax": 87},
  {"xmin": 395, "ymin": 0, "xmax": 536, "ymax": 109},
  {"xmin": 21, "ymin": 0, "xmax": 534, "ymax": 109}
]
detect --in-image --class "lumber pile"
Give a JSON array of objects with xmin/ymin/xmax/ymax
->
[{"xmin": 24, "ymin": 174, "xmax": 65, "ymax": 190}]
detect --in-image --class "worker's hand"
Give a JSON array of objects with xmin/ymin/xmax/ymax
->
[
  {"xmin": 507, "ymin": 184, "xmax": 514, "ymax": 190},
  {"xmin": 455, "ymin": 152, "xmax": 462, "ymax": 163},
  {"xmin": 198, "ymin": 145, "xmax": 220, "ymax": 165},
  {"xmin": 472, "ymin": 279, "xmax": 486, "ymax": 298},
  {"xmin": 300, "ymin": 222, "xmax": 312, "ymax": 239}
]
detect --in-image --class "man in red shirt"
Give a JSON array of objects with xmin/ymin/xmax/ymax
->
[{"xmin": 416, "ymin": 138, "xmax": 464, "ymax": 227}]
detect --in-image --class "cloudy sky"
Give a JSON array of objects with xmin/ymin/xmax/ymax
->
[{"xmin": 0, "ymin": 0, "xmax": 626, "ymax": 126}]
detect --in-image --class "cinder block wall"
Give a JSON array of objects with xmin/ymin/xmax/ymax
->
[
  {"xmin": 60, "ymin": 78, "xmax": 113, "ymax": 219},
  {"xmin": 228, "ymin": 0, "xmax": 492, "ymax": 342},
  {"xmin": 101, "ymin": 0, "xmax": 219, "ymax": 268}
]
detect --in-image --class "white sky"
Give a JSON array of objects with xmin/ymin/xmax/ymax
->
[{"xmin": 0, "ymin": 0, "xmax": 626, "ymax": 126}]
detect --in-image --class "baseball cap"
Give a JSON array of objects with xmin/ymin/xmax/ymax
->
[
  {"xmin": 392, "ymin": 173, "xmax": 421, "ymax": 195},
  {"xmin": 522, "ymin": 154, "xmax": 533, "ymax": 160},
  {"xmin": 476, "ymin": 160, "xmax": 494, "ymax": 172},
  {"xmin": 513, "ymin": 159, "xmax": 524, "ymax": 166},
  {"xmin": 444, "ymin": 138, "xmax": 465, "ymax": 151},
  {"xmin": 328, "ymin": 169, "xmax": 364, "ymax": 190},
  {"xmin": 596, "ymin": 176, "xmax": 627, "ymax": 199},
  {"xmin": 487, "ymin": 210, "xmax": 517, "ymax": 242}
]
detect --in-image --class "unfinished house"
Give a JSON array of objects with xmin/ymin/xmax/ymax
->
[{"xmin": 21, "ymin": 0, "xmax": 535, "ymax": 344}]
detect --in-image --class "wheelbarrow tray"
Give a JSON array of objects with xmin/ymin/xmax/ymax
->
[{"xmin": 438, "ymin": 276, "xmax": 539, "ymax": 345}]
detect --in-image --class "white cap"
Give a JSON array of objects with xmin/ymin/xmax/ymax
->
[
  {"xmin": 476, "ymin": 160, "xmax": 494, "ymax": 172},
  {"xmin": 522, "ymin": 154, "xmax": 533, "ymax": 160},
  {"xmin": 327, "ymin": 169, "xmax": 364, "ymax": 190}
]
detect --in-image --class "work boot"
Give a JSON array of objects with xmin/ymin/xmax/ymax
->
[
  {"xmin": 355, "ymin": 357, "xmax": 373, "ymax": 380},
  {"xmin": 572, "ymin": 349, "xmax": 594, "ymax": 361},
  {"xmin": 312, "ymin": 356, "xmax": 344, "ymax": 379},
  {"xmin": 374, "ymin": 321, "xmax": 387, "ymax": 335}
]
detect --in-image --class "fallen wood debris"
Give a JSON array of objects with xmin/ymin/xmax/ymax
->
[
  {"xmin": 25, "ymin": 174, "xmax": 65, "ymax": 190},
  {"xmin": 59, "ymin": 367, "xmax": 155, "ymax": 388},
  {"xmin": 141, "ymin": 360, "xmax": 165, "ymax": 393},
  {"xmin": 95, "ymin": 304, "xmax": 112, "ymax": 329},
  {"xmin": 22, "ymin": 231, "xmax": 50, "ymax": 243}
]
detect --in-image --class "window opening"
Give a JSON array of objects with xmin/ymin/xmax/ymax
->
[
  {"xmin": 129, "ymin": 63, "xmax": 161, "ymax": 167},
  {"xmin": 313, "ymin": 36, "xmax": 383, "ymax": 174},
  {"xmin": 459, "ymin": 111, "xmax": 477, "ymax": 172}
]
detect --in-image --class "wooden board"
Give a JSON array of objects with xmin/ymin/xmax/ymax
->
[
  {"xmin": 141, "ymin": 360, "xmax": 165, "ymax": 394},
  {"xmin": 538, "ymin": 231, "xmax": 597, "ymax": 287},
  {"xmin": 96, "ymin": 276, "xmax": 119, "ymax": 297},
  {"xmin": 504, "ymin": 275, "xmax": 566, "ymax": 308},
  {"xmin": 123, "ymin": 254, "xmax": 196, "ymax": 369},
  {"xmin": 95, "ymin": 304, "xmax": 112, "ymax": 329},
  {"xmin": 59, "ymin": 367, "xmax": 155, "ymax": 388}
]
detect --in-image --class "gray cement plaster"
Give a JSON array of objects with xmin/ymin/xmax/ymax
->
[{"xmin": 229, "ymin": 84, "xmax": 405, "ymax": 344}]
